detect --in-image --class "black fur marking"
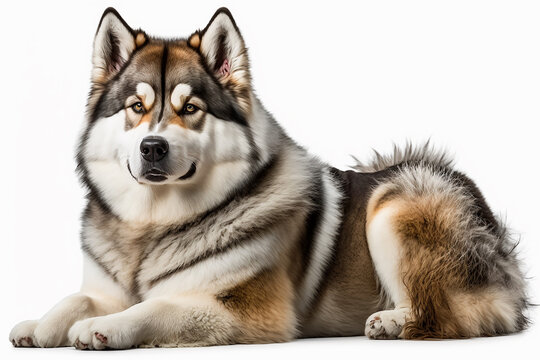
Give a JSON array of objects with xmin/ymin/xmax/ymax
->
[
  {"xmin": 213, "ymin": 32, "xmax": 228, "ymax": 73},
  {"xmin": 188, "ymin": 71, "xmax": 248, "ymax": 127},
  {"xmin": 243, "ymin": 125, "xmax": 260, "ymax": 163},
  {"xmin": 450, "ymin": 170, "xmax": 499, "ymax": 232},
  {"xmin": 297, "ymin": 170, "xmax": 325, "ymax": 288},
  {"xmin": 126, "ymin": 161, "xmax": 137, "ymax": 181},
  {"xmin": 178, "ymin": 162, "xmax": 197, "ymax": 180},
  {"xmin": 105, "ymin": 29, "xmax": 123, "ymax": 74},
  {"xmin": 157, "ymin": 45, "xmax": 168, "ymax": 123},
  {"xmin": 90, "ymin": 73, "xmax": 139, "ymax": 122}
]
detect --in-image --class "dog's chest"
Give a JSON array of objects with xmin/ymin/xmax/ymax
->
[
  {"xmin": 82, "ymin": 220, "xmax": 157, "ymax": 297},
  {"xmin": 80, "ymin": 156, "xmax": 319, "ymax": 300},
  {"xmin": 81, "ymin": 205, "xmax": 260, "ymax": 299}
]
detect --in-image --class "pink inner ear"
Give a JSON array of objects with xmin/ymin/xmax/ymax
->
[
  {"xmin": 108, "ymin": 59, "xmax": 124, "ymax": 74},
  {"xmin": 219, "ymin": 59, "xmax": 231, "ymax": 77}
]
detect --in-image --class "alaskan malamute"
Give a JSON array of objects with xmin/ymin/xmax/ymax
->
[{"xmin": 10, "ymin": 8, "xmax": 528, "ymax": 349}]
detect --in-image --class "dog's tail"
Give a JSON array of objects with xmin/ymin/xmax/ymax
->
[{"xmin": 351, "ymin": 140, "xmax": 453, "ymax": 173}]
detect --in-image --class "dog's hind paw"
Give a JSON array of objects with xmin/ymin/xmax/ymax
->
[{"xmin": 365, "ymin": 308, "xmax": 410, "ymax": 340}]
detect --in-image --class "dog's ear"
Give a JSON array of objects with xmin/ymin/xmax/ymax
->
[
  {"xmin": 92, "ymin": 8, "xmax": 146, "ymax": 84},
  {"xmin": 189, "ymin": 8, "xmax": 252, "ymax": 113}
]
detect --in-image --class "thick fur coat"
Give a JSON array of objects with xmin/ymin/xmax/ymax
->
[{"xmin": 9, "ymin": 8, "xmax": 528, "ymax": 349}]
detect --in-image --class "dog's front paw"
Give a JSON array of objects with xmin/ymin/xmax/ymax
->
[
  {"xmin": 9, "ymin": 320, "xmax": 39, "ymax": 347},
  {"xmin": 32, "ymin": 317, "xmax": 74, "ymax": 347},
  {"xmin": 68, "ymin": 316, "xmax": 138, "ymax": 350},
  {"xmin": 365, "ymin": 308, "xmax": 410, "ymax": 340}
]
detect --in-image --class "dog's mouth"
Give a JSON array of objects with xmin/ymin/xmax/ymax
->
[
  {"xmin": 127, "ymin": 161, "xmax": 196, "ymax": 183},
  {"xmin": 144, "ymin": 168, "xmax": 168, "ymax": 183}
]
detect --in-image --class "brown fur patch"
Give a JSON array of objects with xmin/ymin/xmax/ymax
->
[
  {"xmin": 167, "ymin": 115, "xmax": 187, "ymax": 129},
  {"xmin": 188, "ymin": 32, "xmax": 201, "ymax": 49},
  {"xmin": 135, "ymin": 113, "xmax": 153, "ymax": 128},
  {"xmin": 135, "ymin": 32, "xmax": 147, "ymax": 47},
  {"xmin": 217, "ymin": 266, "xmax": 296, "ymax": 343},
  {"xmin": 168, "ymin": 44, "xmax": 201, "ymax": 66},
  {"xmin": 391, "ymin": 197, "xmax": 469, "ymax": 339}
]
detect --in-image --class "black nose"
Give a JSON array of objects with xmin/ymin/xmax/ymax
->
[{"xmin": 140, "ymin": 136, "xmax": 169, "ymax": 162}]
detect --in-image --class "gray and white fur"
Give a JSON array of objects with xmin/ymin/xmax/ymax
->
[{"xmin": 9, "ymin": 7, "xmax": 529, "ymax": 349}]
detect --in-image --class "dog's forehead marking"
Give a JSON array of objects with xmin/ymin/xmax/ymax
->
[
  {"xmin": 136, "ymin": 82, "xmax": 155, "ymax": 108},
  {"xmin": 171, "ymin": 84, "xmax": 192, "ymax": 110}
]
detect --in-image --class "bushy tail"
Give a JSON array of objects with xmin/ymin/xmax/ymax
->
[{"xmin": 352, "ymin": 140, "xmax": 453, "ymax": 173}]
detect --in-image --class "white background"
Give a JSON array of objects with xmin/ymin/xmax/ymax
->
[{"xmin": 1, "ymin": 0, "xmax": 539, "ymax": 359}]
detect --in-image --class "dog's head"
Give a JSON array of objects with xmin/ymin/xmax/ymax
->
[{"xmin": 80, "ymin": 7, "xmax": 256, "ymax": 190}]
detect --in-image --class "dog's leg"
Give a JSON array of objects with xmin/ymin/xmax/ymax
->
[
  {"xmin": 9, "ymin": 292, "xmax": 126, "ymax": 348},
  {"xmin": 10, "ymin": 254, "xmax": 130, "ymax": 347},
  {"xmin": 365, "ymin": 204, "xmax": 411, "ymax": 339},
  {"xmin": 68, "ymin": 295, "xmax": 236, "ymax": 349},
  {"xmin": 69, "ymin": 266, "xmax": 296, "ymax": 349},
  {"xmin": 363, "ymin": 171, "xmax": 528, "ymax": 339}
]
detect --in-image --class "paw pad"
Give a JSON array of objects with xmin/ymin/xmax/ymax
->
[
  {"xmin": 95, "ymin": 332, "xmax": 108, "ymax": 344},
  {"xmin": 13, "ymin": 336, "xmax": 34, "ymax": 347},
  {"xmin": 369, "ymin": 316, "xmax": 381, "ymax": 329}
]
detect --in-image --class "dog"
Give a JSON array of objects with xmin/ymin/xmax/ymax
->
[{"xmin": 9, "ymin": 7, "xmax": 528, "ymax": 349}]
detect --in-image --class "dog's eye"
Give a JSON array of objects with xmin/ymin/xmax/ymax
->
[
  {"xmin": 183, "ymin": 104, "xmax": 199, "ymax": 114},
  {"xmin": 131, "ymin": 102, "xmax": 144, "ymax": 114}
]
